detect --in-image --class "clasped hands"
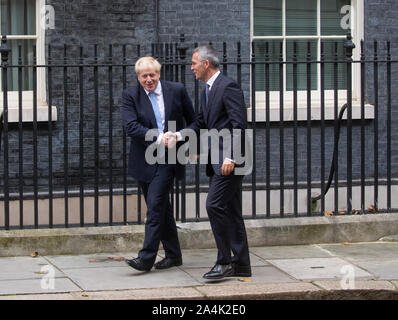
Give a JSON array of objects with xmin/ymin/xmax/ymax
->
[
  {"xmin": 162, "ymin": 131, "xmax": 178, "ymax": 149},
  {"xmin": 161, "ymin": 131, "xmax": 234, "ymax": 176}
]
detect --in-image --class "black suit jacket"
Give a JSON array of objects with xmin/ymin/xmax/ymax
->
[
  {"xmin": 182, "ymin": 72, "xmax": 247, "ymax": 176},
  {"xmin": 121, "ymin": 80, "xmax": 195, "ymax": 183}
]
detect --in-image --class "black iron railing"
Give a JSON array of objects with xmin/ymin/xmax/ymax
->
[{"xmin": 0, "ymin": 34, "xmax": 397, "ymax": 230}]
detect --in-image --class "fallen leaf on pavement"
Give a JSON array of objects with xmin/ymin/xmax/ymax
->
[
  {"xmin": 34, "ymin": 270, "xmax": 49, "ymax": 275},
  {"xmin": 325, "ymin": 211, "xmax": 334, "ymax": 216},
  {"xmin": 107, "ymin": 257, "xmax": 126, "ymax": 261},
  {"xmin": 30, "ymin": 251, "xmax": 39, "ymax": 258},
  {"xmin": 343, "ymin": 242, "xmax": 352, "ymax": 245},
  {"xmin": 238, "ymin": 278, "xmax": 252, "ymax": 282},
  {"xmin": 88, "ymin": 257, "xmax": 109, "ymax": 263}
]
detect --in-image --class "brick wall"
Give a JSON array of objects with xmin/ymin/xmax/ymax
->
[
  {"xmin": 1, "ymin": 0, "xmax": 397, "ymax": 197},
  {"xmin": 364, "ymin": 0, "xmax": 398, "ymax": 186}
]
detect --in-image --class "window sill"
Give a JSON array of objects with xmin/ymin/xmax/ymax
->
[
  {"xmin": 0, "ymin": 103, "xmax": 57, "ymax": 123},
  {"xmin": 247, "ymin": 100, "xmax": 374, "ymax": 122}
]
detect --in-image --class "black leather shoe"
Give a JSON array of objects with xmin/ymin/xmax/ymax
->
[
  {"xmin": 125, "ymin": 258, "xmax": 153, "ymax": 271},
  {"xmin": 228, "ymin": 262, "xmax": 252, "ymax": 277},
  {"xmin": 203, "ymin": 263, "xmax": 233, "ymax": 280},
  {"xmin": 154, "ymin": 257, "xmax": 183, "ymax": 270}
]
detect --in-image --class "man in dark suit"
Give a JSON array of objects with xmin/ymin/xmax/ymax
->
[
  {"xmin": 169, "ymin": 45, "xmax": 251, "ymax": 279},
  {"xmin": 121, "ymin": 57, "xmax": 195, "ymax": 272}
]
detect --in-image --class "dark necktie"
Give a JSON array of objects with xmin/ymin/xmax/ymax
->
[{"xmin": 205, "ymin": 83, "xmax": 210, "ymax": 106}]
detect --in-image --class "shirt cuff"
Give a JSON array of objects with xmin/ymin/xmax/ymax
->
[
  {"xmin": 176, "ymin": 132, "xmax": 183, "ymax": 142},
  {"xmin": 225, "ymin": 158, "xmax": 235, "ymax": 163}
]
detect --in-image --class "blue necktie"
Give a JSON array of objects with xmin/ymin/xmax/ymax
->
[
  {"xmin": 205, "ymin": 84, "xmax": 210, "ymax": 106},
  {"xmin": 148, "ymin": 91, "xmax": 163, "ymax": 133}
]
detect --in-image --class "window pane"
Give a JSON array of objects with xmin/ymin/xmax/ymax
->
[
  {"xmin": 0, "ymin": 0, "xmax": 36, "ymax": 35},
  {"xmin": 286, "ymin": 40, "xmax": 317, "ymax": 91},
  {"xmin": 253, "ymin": 0, "xmax": 282, "ymax": 36},
  {"xmin": 286, "ymin": 0, "xmax": 317, "ymax": 36},
  {"xmin": 4, "ymin": 39, "xmax": 35, "ymax": 91},
  {"xmin": 254, "ymin": 40, "xmax": 283, "ymax": 92},
  {"xmin": 321, "ymin": 0, "xmax": 351, "ymax": 35},
  {"xmin": 322, "ymin": 40, "xmax": 347, "ymax": 90}
]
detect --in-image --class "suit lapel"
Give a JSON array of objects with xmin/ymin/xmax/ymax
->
[
  {"xmin": 139, "ymin": 85, "xmax": 158, "ymax": 129},
  {"xmin": 208, "ymin": 74, "xmax": 222, "ymax": 104},
  {"xmin": 160, "ymin": 80, "xmax": 172, "ymax": 131},
  {"xmin": 205, "ymin": 73, "xmax": 223, "ymax": 124}
]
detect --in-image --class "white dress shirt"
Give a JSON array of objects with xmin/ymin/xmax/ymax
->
[
  {"xmin": 145, "ymin": 82, "xmax": 165, "ymax": 144},
  {"xmin": 206, "ymin": 70, "xmax": 220, "ymax": 92},
  {"xmin": 144, "ymin": 81, "xmax": 165, "ymax": 131}
]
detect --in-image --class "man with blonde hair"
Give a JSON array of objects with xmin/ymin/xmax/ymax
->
[{"xmin": 121, "ymin": 57, "xmax": 195, "ymax": 272}]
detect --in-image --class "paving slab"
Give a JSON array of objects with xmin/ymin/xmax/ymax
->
[
  {"xmin": 268, "ymin": 257, "xmax": 374, "ymax": 281},
  {"xmin": 0, "ymin": 256, "xmax": 66, "ymax": 281},
  {"xmin": 1, "ymin": 242, "xmax": 398, "ymax": 300},
  {"xmin": 0, "ymin": 278, "xmax": 81, "ymax": 296},
  {"xmin": 354, "ymin": 260, "xmax": 398, "ymax": 280},
  {"xmin": 61, "ymin": 265, "xmax": 201, "ymax": 291},
  {"xmin": 318, "ymin": 242, "xmax": 398, "ymax": 262},
  {"xmin": 182, "ymin": 265, "xmax": 296, "ymax": 285},
  {"xmin": 46, "ymin": 252, "xmax": 138, "ymax": 270},
  {"xmin": 251, "ymin": 245, "xmax": 333, "ymax": 260},
  {"xmin": 168, "ymin": 248, "xmax": 267, "ymax": 268}
]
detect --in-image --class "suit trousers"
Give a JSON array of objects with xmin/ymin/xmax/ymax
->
[
  {"xmin": 138, "ymin": 164, "xmax": 182, "ymax": 264},
  {"xmin": 206, "ymin": 174, "xmax": 250, "ymax": 266}
]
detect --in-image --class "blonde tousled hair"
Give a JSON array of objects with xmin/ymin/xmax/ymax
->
[{"xmin": 135, "ymin": 56, "xmax": 162, "ymax": 75}]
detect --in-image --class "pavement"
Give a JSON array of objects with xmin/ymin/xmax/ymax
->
[{"xmin": 0, "ymin": 241, "xmax": 398, "ymax": 300}]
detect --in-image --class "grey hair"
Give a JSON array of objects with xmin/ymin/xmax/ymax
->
[{"xmin": 194, "ymin": 45, "xmax": 220, "ymax": 68}]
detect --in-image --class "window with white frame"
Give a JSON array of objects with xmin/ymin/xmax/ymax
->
[
  {"xmin": 0, "ymin": 0, "xmax": 51, "ymax": 122},
  {"xmin": 250, "ymin": 0, "xmax": 369, "ymax": 121}
]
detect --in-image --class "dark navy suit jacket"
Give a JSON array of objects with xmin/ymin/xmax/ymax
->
[
  {"xmin": 121, "ymin": 80, "xmax": 195, "ymax": 183},
  {"xmin": 182, "ymin": 72, "xmax": 247, "ymax": 176}
]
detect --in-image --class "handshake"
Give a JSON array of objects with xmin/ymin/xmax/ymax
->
[
  {"xmin": 159, "ymin": 130, "xmax": 233, "ymax": 175},
  {"xmin": 162, "ymin": 131, "xmax": 178, "ymax": 149}
]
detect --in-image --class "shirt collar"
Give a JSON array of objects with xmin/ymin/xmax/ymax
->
[
  {"xmin": 206, "ymin": 70, "xmax": 221, "ymax": 89},
  {"xmin": 144, "ymin": 81, "xmax": 162, "ymax": 96}
]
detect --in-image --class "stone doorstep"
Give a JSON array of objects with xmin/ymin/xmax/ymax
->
[{"xmin": 379, "ymin": 234, "xmax": 398, "ymax": 242}]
